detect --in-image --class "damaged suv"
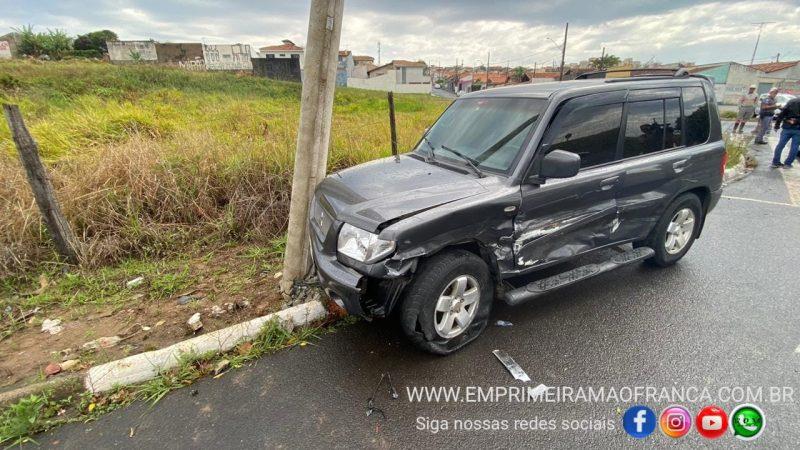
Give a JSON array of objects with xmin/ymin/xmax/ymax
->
[{"xmin": 310, "ymin": 71, "xmax": 724, "ymax": 354}]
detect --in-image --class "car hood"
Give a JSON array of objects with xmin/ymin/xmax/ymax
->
[{"xmin": 315, "ymin": 155, "xmax": 486, "ymax": 232}]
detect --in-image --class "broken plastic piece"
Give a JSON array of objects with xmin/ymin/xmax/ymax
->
[
  {"xmin": 492, "ymin": 349, "xmax": 531, "ymax": 382},
  {"xmin": 495, "ymin": 320, "xmax": 513, "ymax": 327},
  {"xmin": 365, "ymin": 372, "xmax": 399, "ymax": 418}
]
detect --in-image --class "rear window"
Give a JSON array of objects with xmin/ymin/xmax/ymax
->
[{"xmin": 682, "ymin": 87, "xmax": 710, "ymax": 146}]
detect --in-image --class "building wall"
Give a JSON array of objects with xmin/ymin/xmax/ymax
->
[
  {"xmin": 395, "ymin": 66, "xmax": 428, "ymax": 84},
  {"xmin": 348, "ymin": 69, "xmax": 431, "ymax": 93},
  {"xmin": 107, "ymin": 41, "xmax": 158, "ymax": 63},
  {"xmin": 252, "ymin": 57, "xmax": 301, "ymax": 82},
  {"xmin": 0, "ymin": 41, "xmax": 11, "ymax": 59},
  {"xmin": 203, "ymin": 44, "xmax": 252, "ymax": 71},
  {"xmin": 156, "ymin": 43, "xmax": 204, "ymax": 64},
  {"xmin": 351, "ymin": 64, "xmax": 370, "ymax": 79},
  {"xmin": 696, "ymin": 63, "xmax": 761, "ymax": 104}
]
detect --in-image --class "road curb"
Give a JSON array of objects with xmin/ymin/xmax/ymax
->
[
  {"xmin": 0, "ymin": 373, "xmax": 83, "ymax": 408},
  {"xmin": 84, "ymin": 300, "xmax": 328, "ymax": 394}
]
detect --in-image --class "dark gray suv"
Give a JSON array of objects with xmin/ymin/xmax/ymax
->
[{"xmin": 310, "ymin": 72, "xmax": 725, "ymax": 354}]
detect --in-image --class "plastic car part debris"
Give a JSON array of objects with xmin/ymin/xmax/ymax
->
[
  {"xmin": 495, "ymin": 320, "xmax": 513, "ymax": 327},
  {"xmin": 492, "ymin": 349, "xmax": 531, "ymax": 382},
  {"xmin": 366, "ymin": 372, "xmax": 399, "ymax": 418}
]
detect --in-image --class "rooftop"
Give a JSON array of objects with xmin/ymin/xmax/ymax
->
[
  {"xmin": 260, "ymin": 39, "xmax": 303, "ymax": 52},
  {"xmin": 749, "ymin": 60, "xmax": 799, "ymax": 73},
  {"xmin": 368, "ymin": 59, "xmax": 427, "ymax": 73}
]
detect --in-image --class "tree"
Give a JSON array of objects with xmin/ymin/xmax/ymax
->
[
  {"xmin": 74, "ymin": 29, "xmax": 117, "ymax": 55},
  {"xmin": 14, "ymin": 25, "xmax": 72, "ymax": 59},
  {"xmin": 589, "ymin": 54, "xmax": 621, "ymax": 70},
  {"xmin": 512, "ymin": 66, "xmax": 526, "ymax": 82}
]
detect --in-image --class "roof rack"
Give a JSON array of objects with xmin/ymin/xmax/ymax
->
[{"xmin": 574, "ymin": 67, "xmax": 712, "ymax": 84}]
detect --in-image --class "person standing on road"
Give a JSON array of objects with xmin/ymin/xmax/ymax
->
[
  {"xmin": 755, "ymin": 88, "xmax": 779, "ymax": 144},
  {"xmin": 771, "ymin": 96, "xmax": 800, "ymax": 168},
  {"xmin": 733, "ymin": 85, "xmax": 758, "ymax": 133}
]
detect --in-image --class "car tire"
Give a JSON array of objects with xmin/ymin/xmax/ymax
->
[
  {"xmin": 640, "ymin": 193, "xmax": 703, "ymax": 267},
  {"xmin": 400, "ymin": 249, "xmax": 493, "ymax": 355}
]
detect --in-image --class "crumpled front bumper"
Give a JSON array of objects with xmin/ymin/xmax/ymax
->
[{"xmin": 310, "ymin": 233, "xmax": 367, "ymax": 316}]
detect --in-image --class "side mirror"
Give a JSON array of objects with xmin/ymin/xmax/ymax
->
[{"xmin": 539, "ymin": 149, "xmax": 580, "ymax": 179}]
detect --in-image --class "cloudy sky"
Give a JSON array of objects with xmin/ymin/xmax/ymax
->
[{"xmin": 2, "ymin": 0, "xmax": 799, "ymax": 67}]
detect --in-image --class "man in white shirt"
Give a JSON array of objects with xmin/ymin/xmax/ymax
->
[{"xmin": 733, "ymin": 85, "xmax": 758, "ymax": 133}]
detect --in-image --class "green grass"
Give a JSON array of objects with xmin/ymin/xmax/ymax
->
[
  {"xmin": 0, "ymin": 60, "xmax": 449, "ymax": 276},
  {"xmin": 724, "ymin": 132, "xmax": 749, "ymax": 168}
]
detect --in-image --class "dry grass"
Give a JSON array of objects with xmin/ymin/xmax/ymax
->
[{"xmin": 0, "ymin": 60, "xmax": 449, "ymax": 277}]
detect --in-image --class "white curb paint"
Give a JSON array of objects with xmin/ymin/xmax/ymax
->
[{"xmin": 85, "ymin": 301, "xmax": 327, "ymax": 393}]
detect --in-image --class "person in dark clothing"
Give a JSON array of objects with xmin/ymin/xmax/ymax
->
[{"xmin": 772, "ymin": 97, "xmax": 800, "ymax": 168}]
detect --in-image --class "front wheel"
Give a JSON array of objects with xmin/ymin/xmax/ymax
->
[
  {"xmin": 640, "ymin": 193, "xmax": 703, "ymax": 267},
  {"xmin": 400, "ymin": 249, "xmax": 493, "ymax": 355}
]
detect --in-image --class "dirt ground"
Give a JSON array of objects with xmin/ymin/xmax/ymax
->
[{"xmin": 0, "ymin": 245, "xmax": 285, "ymax": 391}]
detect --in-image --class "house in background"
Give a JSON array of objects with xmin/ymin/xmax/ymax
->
[
  {"xmin": 749, "ymin": 61, "xmax": 800, "ymax": 95},
  {"xmin": 688, "ymin": 62, "xmax": 761, "ymax": 104},
  {"xmin": 526, "ymin": 71, "xmax": 560, "ymax": 84},
  {"xmin": 347, "ymin": 59, "xmax": 430, "ymax": 93},
  {"xmin": 337, "ymin": 50, "xmax": 354, "ymax": 86},
  {"xmin": 0, "ymin": 32, "xmax": 19, "ymax": 59},
  {"xmin": 351, "ymin": 55, "xmax": 374, "ymax": 79},
  {"xmin": 202, "ymin": 44, "xmax": 252, "ymax": 71},
  {"xmin": 107, "ymin": 40, "xmax": 158, "ymax": 63},
  {"xmin": 259, "ymin": 40, "xmax": 304, "ymax": 78}
]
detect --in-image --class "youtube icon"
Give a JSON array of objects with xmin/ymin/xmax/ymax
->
[{"xmin": 696, "ymin": 406, "xmax": 729, "ymax": 439}]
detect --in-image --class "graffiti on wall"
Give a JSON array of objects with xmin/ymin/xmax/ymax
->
[{"xmin": 0, "ymin": 41, "xmax": 11, "ymax": 59}]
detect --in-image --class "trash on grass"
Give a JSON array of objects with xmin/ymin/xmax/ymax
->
[
  {"xmin": 59, "ymin": 359, "xmax": 80, "ymax": 371},
  {"xmin": 366, "ymin": 372, "xmax": 399, "ymax": 419},
  {"xmin": 492, "ymin": 349, "xmax": 531, "ymax": 382},
  {"xmin": 213, "ymin": 359, "xmax": 230, "ymax": 376},
  {"xmin": 41, "ymin": 318, "xmax": 63, "ymax": 335},
  {"xmin": 44, "ymin": 362, "xmax": 62, "ymax": 376},
  {"xmin": 210, "ymin": 305, "xmax": 225, "ymax": 316},
  {"xmin": 495, "ymin": 320, "xmax": 513, "ymax": 327},
  {"xmin": 126, "ymin": 277, "xmax": 144, "ymax": 288},
  {"xmin": 187, "ymin": 313, "xmax": 203, "ymax": 331},
  {"xmin": 83, "ymin": 335, "xmax": 123, "ymax": 350},
  {"xmin": 177, "ymin": 295, "xmax": 198, "ymax": 305}
]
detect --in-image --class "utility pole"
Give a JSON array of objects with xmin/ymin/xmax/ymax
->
[
  {"xmin": 531, "ymin": 61, "xmax": 537, "ymax": 83},
  {"xmin": 377, "ymin": 41, "xmax": 381, "ymax": 65},
  {"xmin": 776, "ymin": 52, "xmax": 780, "ymax": 62},
  {"xmin": 281, "ymin": 0, "xmax": 345, "ymax": 296},
  {"xmin": 558, "ymin": 22, "xmax": 568, "ymax": 81},
  {"xmin": 749, "ymin": 22, "xmax": 774, "ymax": 65},
  {"xmin": 485, "ymin": 51, "xmax": 490, "ymax": 90},
  {"xmin": 600, "ymin": 46, "xmax": 605, "ymax": 70}
]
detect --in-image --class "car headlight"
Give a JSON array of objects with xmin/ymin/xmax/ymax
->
[{"xmin": 337, "ymin": 223, "xmax": 395, "ymax": 263}]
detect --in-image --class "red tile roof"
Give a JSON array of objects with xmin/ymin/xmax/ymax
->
[
  {"xmin": 260, "ymin": 40, "xmax": 303, "ymax": 52},
  {"xmin": 338, "ymin": 50, "xmax": 351, "ymax": 57},
  {"xmin": 749, "ymin": 61, "xmax": 799, "ymax": 73},
  {"xmin": 469, "ymin": 72, "xmax": 509, "ymax": 84},
  {"xmin": 527, "ymin": 71, "xmax": 560, "ymax": 78},
  {"xmin": 353, "ymin": 55, "xmax": 374, "ymax": 62}
]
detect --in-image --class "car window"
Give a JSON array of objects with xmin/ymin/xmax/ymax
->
[
  {"xmin": 544, "ymin": 101, "xmax": 623, "ymax": 169},
  {"xmin": 682, "ymin": 87, "xmax": 710, "ymax": 146},
  {"xmin": 623, "ymin": 100, "xmax": 665, "ymax": 158},
  {"xmin": 416, "ymin": 97, "xmax": 547, "ymax": 173}
]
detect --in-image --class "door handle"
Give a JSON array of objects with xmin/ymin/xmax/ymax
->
[
  {"xmin": 599, "ymin": 176, "xmax": 620, "ymax": 191},
  {"xmin": 673, "ymin": 159, "xmax": 688, "ymax": 172}
]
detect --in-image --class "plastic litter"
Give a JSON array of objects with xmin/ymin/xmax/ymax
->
[
  {"xmin": 495, "ymin": 320, "xmax": 513, "ymax": 327},
  {"xmin": 492, "ymin": 349, "xmax": 531, "ymax": 382}
]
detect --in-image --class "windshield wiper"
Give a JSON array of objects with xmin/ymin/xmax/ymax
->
[{"xmin": 440, "ymin": 145, "xmax": 485, "ymax": 178}]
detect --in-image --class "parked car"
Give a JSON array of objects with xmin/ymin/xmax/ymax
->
[
  {"xmin": 755, "ymin": 92, "xmax": 796, "ymax": 118},
  {"xmin": 310, "ymin": 72, "xmax": 725, "ymax": 354}
]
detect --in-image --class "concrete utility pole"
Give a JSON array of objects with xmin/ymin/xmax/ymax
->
[
  {"xmin": 558, "ymin": 22, "xmax": 568, "ymax": 81},
  {"xmin": 749, "ymin": 22, "xmax": 774, "ymax": 65},
  {"xmin": 281, "ymin": 0, "xmax": 345, "ymax": 296},
  {"xmin": 600, "ymin": 47, "xmax": 605, "ymax": 70},
  {"xmin": 377, "ymin": 41, "xmax": 381, "ymax": 65},
  {"xmin": 485, "ymin": 51, "xmax": 490, "ymax": 90}
]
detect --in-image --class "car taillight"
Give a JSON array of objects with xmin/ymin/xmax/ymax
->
[{"xmin": 721, "ymin": 150, "xmax": 728, "ymax": 175}]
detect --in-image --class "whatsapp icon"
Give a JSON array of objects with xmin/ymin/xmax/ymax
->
[{"xmin": 730, "ymin": 404, "xmax": 765, "ymax": 440}]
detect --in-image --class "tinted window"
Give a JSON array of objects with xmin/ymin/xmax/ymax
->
[
  {"xmin": 546, "ymin": 102, "xmax": 623, "ymax": 168},
  {"xmin": 623, "ymin": 100, "xmax": 664, "ymax": 158},
  {"xmin": 665, "ymin": 98, "xmax": 682, "ymax": 149},
  {"xmin": 418, "ymin": 97, "xmax": 547, "ymax": 172},
  {"xmin": 683, "ymin": 87, "xmax": 710, "ymax": 146}
]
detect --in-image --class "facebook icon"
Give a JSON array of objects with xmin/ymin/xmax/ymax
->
[{"xmin": 623, "ymin": 405, "xmax": 656, "ymax": 439}]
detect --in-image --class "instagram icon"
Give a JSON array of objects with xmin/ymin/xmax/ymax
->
[{"xmin": 660, "ymin": 405, "xmax": 692, "ymax": 438}]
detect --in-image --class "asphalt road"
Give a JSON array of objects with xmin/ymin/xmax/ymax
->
[{"xmin": 40, "ymin": 130, "xmax": 799, "ymax": 448}]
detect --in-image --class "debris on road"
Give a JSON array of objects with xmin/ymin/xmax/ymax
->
[
  {"xmin": 213, "ymin": 359, "xmax": 230, "ymax": 376},
  {"xmin": 366, "ymin": 372, "xmax": 399, "ymax": 419},
  {"xmin": 495, "ymin": 320, "xmax": 513, "ymax": 327},
  {"xmin": 83, "ymin": 335, "xmax": 123, "ymax": 350},
  {"xmin": 187, "ymin": 313, "xmax": 203, "ymax": 332},
  {"xmin": 126, "ymin": 277, "xmax": 144, "ymax": 288},
  {"xmin": 492, "ymin": 349, "xmax": 531, "ymax": 382},
  {"xmin": 210, "ymin": 305, "xmax": 225, "ymax": 317},
  {"xmin": 177, "ymin": 294, "xmax": 199, "ymax": 305},
  {"xmin": 41, "ymin": 318, "xmax": 63, "ymax": 335},
  {"xmin": 44, "ymin": 362, "xmax": 62, "ymax": 376},
  {"xmin": 60, "ymin": 359, "xmax": 80, "ymax": 371}
]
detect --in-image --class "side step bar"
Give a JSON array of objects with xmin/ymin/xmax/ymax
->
[{"xmin": 503, "ymin": 247, "xmax": 655, "ymax": 306}]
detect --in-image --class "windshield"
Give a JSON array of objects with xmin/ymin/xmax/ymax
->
[{"xmin": 415, "ymin": 97, "xmax": 547, "ymax": 173}]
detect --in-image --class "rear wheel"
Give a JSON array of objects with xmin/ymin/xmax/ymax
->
[
  {"xmin": 400, "ymin": 249, "xmax": 493, "ymax": 355},
  {"xmin": 640, "ymin": 193, "xmax": 703, "ymax": 267}
]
